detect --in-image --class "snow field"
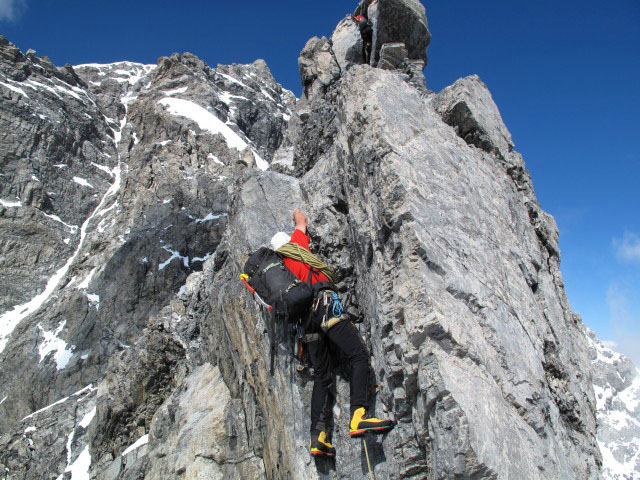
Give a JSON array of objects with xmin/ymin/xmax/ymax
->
[
  {"xmin": 121, "ymin": 434, "xmax": 149, "ymax": 457},
  {"xmin": 158, "ymin": 97, "xmax": 269, "ymax": 170},
  {"xmin": 38, "ymin": 321, "xmax": 74, "ymax": 370}
]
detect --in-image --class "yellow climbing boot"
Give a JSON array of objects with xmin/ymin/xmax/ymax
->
[
  {"xmin": 349, "ymin": 407, "xmax": 394, "ymax": 438},
  {"xmin": 310, "ymin": 431, "xmax": 336, "ymax": 457}
]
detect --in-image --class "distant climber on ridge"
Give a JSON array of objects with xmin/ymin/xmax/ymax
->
[
  {"xmin": 355, "ymin": 14, "xmax": 374, "ymax": 65},
  {"xmin": 270, "ymin": 208, "xmax": 394, "ymax": 457}
]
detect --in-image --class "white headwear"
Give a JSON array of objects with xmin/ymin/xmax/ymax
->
[{"xmin": 270, "ymin": 232, "xmax": 290, "ymax": 251}]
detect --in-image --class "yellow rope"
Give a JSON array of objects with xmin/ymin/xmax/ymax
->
[
  {"xmin": 276, "ymin": 242, "xmax": 335, "ymax": 283},
  {"xmin": 362, "ymin": 436, "xmax": 375, "ymax": 480}
]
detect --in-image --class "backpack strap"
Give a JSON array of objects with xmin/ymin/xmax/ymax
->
[
  {"xmin": 262, "ymin": 262, "xmax": 282, "ymax": 275},
  {"xmin": 269, "ymin": 307, "xmax": 277, "ymax": 376},
  {"xmin": 303, "ymin": 333, "xmax": 321, "ymax": 343},
  {"xmin": 307, "ymin": 266, "xmax": 337, "ymax": 295}
]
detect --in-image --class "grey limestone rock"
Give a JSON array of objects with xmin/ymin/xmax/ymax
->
[
  {"xmin": 330, "ymin": 16, "xmax": 364, "ymax": 72},
  {"xmin": 145, "ymin": 363, "xmax": 265, "ymax": 479},
  {"xmin": 378, "ymin": 42, "xmax": 409, "ymax": 70},
  {"xmin": 366, "ymin": 0, "xmax": 431, "ymax": 67},
  {"xmin": 298, "ymin": 36, "xmax": 341, "ymax": 97},
  {"xmin": 431, "ymin": 74, "xmax": 516, "ymax": 163},
  {"xmin": 0, "ymin": 37, "xmax": 290, "ymax": 462},
  {"xmin": 0, "ymin": 384, "xmax": 97, "ymax": 480},
  {"xmin": 0, "ymin": 36, "xmax": 117, "ymax": 315}
]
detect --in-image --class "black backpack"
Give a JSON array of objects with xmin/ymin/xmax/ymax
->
[{"xmin": 242, "ymin": 247, "xmax": 314, "ymax": 323}]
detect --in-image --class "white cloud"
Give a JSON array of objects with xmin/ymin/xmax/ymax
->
[
  {"xmin": 0, "ymin": 0, "xmax": 26, "ymax": 22},
  {"xmin": 606, "ymin": 284, "xmax": 640, "ymax": 367},
  {"xmin": 613, "ymin": 232, "xmax": 640, "ymax": 264}
]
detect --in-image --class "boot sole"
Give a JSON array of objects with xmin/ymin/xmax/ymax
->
[
  {"xmin": 350, "ymin": 425, "xmax": 393, "ymax": 438},
  {"xmin": 310, "ymin": 448, "xmax": 335, "ymax": 457}
]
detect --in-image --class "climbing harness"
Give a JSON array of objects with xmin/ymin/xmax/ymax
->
[{"xmin": 313, "ymin": 290, "xmax": 346, "ymax": 332}]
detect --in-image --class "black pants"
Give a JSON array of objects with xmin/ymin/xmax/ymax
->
[
  {"xmin": 362, "ymin": 38, "xmax": 372, "ymax": 64},
  {"xmin": 307, "ymin": 317, "xmax": 370, "ymax": 433}
]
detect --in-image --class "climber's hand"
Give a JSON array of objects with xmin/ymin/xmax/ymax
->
[{"xmin": 293, "ymin": 208, "xmax": 307, "ymax": 233}]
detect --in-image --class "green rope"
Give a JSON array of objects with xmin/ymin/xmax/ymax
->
[{"xmin": 276, "ymin": 242, "xmax": 335, "ymax": 283}]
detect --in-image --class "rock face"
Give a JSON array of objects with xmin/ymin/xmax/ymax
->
[
  {"xmin": 364, "ymin": 0, "xmax": 431, "ymax": 67},
  {"xmin": 331, "ymin": 16, "xmax": 364, "ymax": 72},
  {"xmin": 0, "ymin": 1, "xmax": 627, "ymax": 478},
  {"xmin": 432, "ymin": 75, "xmax": 516, "ymax": 162},
  {"xmin": 0, "ymin": 35, "xmax": 116, "ymax": 318}
]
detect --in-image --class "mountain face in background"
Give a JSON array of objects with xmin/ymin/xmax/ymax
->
[
  {"xmin": 0, "ymin": 1, "xmax": 635, "ymax": 478},
  {"xmin": 588, "ymin": 331, "xmax": 640, "ymax": 479}
]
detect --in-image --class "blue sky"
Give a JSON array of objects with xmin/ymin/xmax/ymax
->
[{"xmin": 2, "ymin": 0, "xmax": 639, "ymax": 362}]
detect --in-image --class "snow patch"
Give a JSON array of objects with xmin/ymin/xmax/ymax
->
[
  {"xmin": 91, "ymin": 162, "xmax": 116, "ymax": 178},
  {"xmin": 192, "ymin": 253, "xmax": 212, "ymax": 263},
  {"xmin": 217, "ymin": 73, "xmax": 249, "ymax": 89},
  {"xmin": 65, "ymin": 446, "xmax": 91, "ymax": 479},
  {"xmin": 96, "ymin": 199, "xmax": 119, "ymax": 218},
  {"xmin": 23, "ymin": 79, "xmax": 85, "ymax": 103},
  {"xmin": 122, "ymin": 434, "xmax": 149, "ymax": 456},
  {"xmin": 38, "ymin": 321, "xmax": 74, "ymax": 370},
  {"xmin": 43, "ymin": 212, "xmax": 79, "ymax": 234},
  {"xmin": 0, "ymin": 81, "xmax": 30, "ymax": 98},
  {"xmin": 24, "ymin": 426, "xmax": 37, "ymax": 433},
  {"xmin": 158, "ymin": 97, "xmax": 268, "ymax": 170},
  {"xmin": 159, "ymin": 246, "xmax": 189, "ymax": 270},
  {"xmin": 0, "ymin": 396, "xmax": 7, "ymax": 405},
  {"xmin": 260, "ymin": 88, "xmax": 276, "ymax": 102},
  {"xmin": 85, "ymin": 293, "xmax": 100, "ymax": 309},
  {"xmin": 207, "ymin": 153, "xmax": 224, "ymax": 165},
  {"xmin": 0, "ymin": 199, "xmax": 22, "ymax": 208},
  {"xmin": 218, "ymin": 91, "xmax": 249, "ymax": 104},
  {"xmin": 73, "ymin": 177, "xmax": 94, "ymax": 188},
  {"xmin": 164, "ymin": 86, "xmax": 188, "ymax": 96},
  {"xmin": 22, "ymin": 384, "xmax": 96, "ymax": 420},
  {"xmin": 157, "ymin": 140, "xmax": 171, "ymax": 146},
  {"xmin": 76, "ymin": 268, "xmax": 97, "ymax": 290},
  {"xmin": 195, "ymin": 213, "xmax": 227, "ymax": 224},
  {"xmin": 79, "ymin": 407, "xmax": 96, "ymax": 429}
]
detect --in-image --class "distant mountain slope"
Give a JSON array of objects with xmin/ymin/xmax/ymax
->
[{"xmin": 588, "ymin": 329, "xmax": 640, "ymax": 479}]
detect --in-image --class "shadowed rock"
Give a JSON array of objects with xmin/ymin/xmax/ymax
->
[{"xmin": 366, "ymin": 0, "xmax": 431, "ymax": 66}]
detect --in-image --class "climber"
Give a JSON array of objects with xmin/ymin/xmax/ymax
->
[
  {"xmin": 270, "ymin": 208, "xmax": 394, "ymax": 458},
  {"xmin": 355, "ymin": 15, "xmax": 374, "ymax": 65},
  {"xmin": 355, "ymin": 0, "xmax": 374, "ymax": 19}
]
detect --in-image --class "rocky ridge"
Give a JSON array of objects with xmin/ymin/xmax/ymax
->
[{"xmin": 0, "ymin": 1, "xmax": 631, "ymax": 478}]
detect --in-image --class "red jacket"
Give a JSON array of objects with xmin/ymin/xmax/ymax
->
[{"xmin": 283, "ymin": 229, "xmax": 331, "ymax": 284}]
